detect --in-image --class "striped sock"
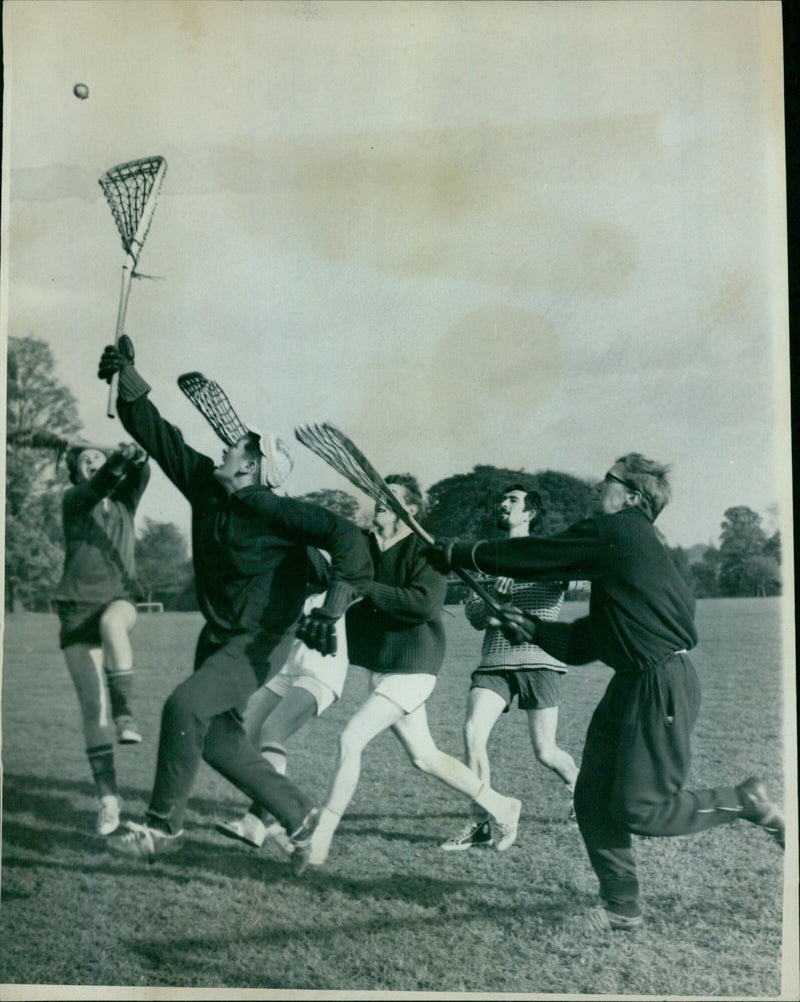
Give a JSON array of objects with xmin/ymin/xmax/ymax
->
[
  {"xmin": 105, "ymin": 667, "xmax": 134, "ymax": 720},
  {"xmin": 87, "ymin": 744, "xmax": 117, "ymax": 798},
  {"xmin": 261, "ymin": 742, "xmax": 287, "ymax": 775}
]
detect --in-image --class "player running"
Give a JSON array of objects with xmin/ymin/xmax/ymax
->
[
  {"xmin": 215, "ymin": 580, "xmax": 350, "ymax": 854},
  {"xmin": 97, "ymin": 336, "xmax": 372, "ymax": 867},
  {"xmin": 426, "ymin": 453, "xmax": 785, "ymax": 933},
  {"xmin": 305, "ymin": 475, "xmax": 522, "ymax": 871},
  {"xmin": 441, "ymin": 485, "xmax": 578, "ymax": 852},
  {"xmin": 54, "ymin": 440, "xmax": 150, "ymax": 835}
]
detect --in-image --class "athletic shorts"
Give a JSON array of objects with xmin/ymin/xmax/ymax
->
[
  {"xmin": 56, "ymin": 599, "xmax": 135, "ymax": 650},
  {"xmin": 264, "ymin": 592, "xmax": 349, "ymax": 716},
  {"xmin": 367, "ymin": 670, "xmax": 437, "ymax": 715},
  {"xmin": 470, "ymin": 667, "xmax": 562, "ymax": 712}
]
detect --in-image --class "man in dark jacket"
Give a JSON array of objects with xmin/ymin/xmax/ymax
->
[
  {"xmin": 426, "ymin": 453, "xmax": 785, "ymax": 933},
  {"xmin": 97, "ymin": 336, "xmax": 372, "ymax": 868}
]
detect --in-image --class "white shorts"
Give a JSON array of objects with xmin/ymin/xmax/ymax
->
[
  {"xmin": 264, "ymin": 592, "xmax": 349, "ymax": 716},
  {"xmin": 367, "ymin": 670, "xmax": 437, "ymax": 715}
]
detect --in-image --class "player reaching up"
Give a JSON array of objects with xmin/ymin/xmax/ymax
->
[
  {"xmin": 440, "ymin": 485, "xmax": 578, "ymax": 852},
  {"xmin": 304, "ymin": 475, "xmax": 522, "ymax": 871},
  {"xmin": 426, "ymin": 453, "xmax": 785, "ymax": 933},
  {"xmin": 97, "ymin": 336, "xmax": 372, "ymax": 868},
  {"xmin": 54, "ymin": 440, "xmax": 150, "ymax": 835}
]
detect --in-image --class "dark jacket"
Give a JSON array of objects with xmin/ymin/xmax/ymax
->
[
  {"xmin": 55, "ymin": 459, "xmax": 150, "ymax": 604},
  {"xmin": 117, "ymin": 394, "xmax": 372, "ymax": 635},
  {"xmin": 346, "ymin": 531, "xmax": 446, "ymax": 675},
  {"xmin": 464, "ymin": 507, "xmax": 697, "ymax": 673}
]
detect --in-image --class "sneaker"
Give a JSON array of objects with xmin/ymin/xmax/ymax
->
[
  {"xmin": 290, "ymin": 809, "xmax": 320, "ymax": 876},
  {"xmin": 115, "ymin": 715, "xmax": 142, "ymax": 745},
  {"xmin": 736, "ymin": 777, "xmax": 785, "ymax": 849},
  {"xmin": 440, "ymin": 818, "xmax": 493, "ymax": 851},
  {"xmin": 566, "ymin": 906, "xmax": 644, "ymax": 934},
  {"xmin": 493, "ymin": 798, "xmax": 522, "ymax": 852},
  {"xmin": 215, "ymin": 812, "xmax": 267, "ymax": 848},
  {"xmin": 96, "ymin": 795, "xmax": 121, "ymax": 836},
  {"xmin": 264, "ymin": 821, "xmax": 294, "ymax": 855},
  {"xmin": 106, "ymin": 820, "xmax": 185, "ymax": 861}
]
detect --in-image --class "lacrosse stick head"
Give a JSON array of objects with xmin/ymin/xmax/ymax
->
[
  {"xmin": 178, "ymin": 372, "xmax": 294, "ymax": 488},
  {"xmin": 98, "ymin": 155, "xmax": 167, "ymax": 261}
]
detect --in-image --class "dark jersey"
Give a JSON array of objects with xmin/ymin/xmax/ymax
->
[
  {"xmin": 468, "ymin": 507, "xmax": 697, "ymax": 673},
  {"xmin": 117, "ymin": 395, "xmax": 372, "ymax": 635},
  {"xmin": 54, "ymin": 460, "xmax": 150, "ymax": 604}
]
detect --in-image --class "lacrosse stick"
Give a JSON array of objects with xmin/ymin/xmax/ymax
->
[
  {"xmin": 178, "ymin": 372, "xmax": 294, "ymax": 488},
  {"xmin": 294, "ymin": 422, "xmax": 506, "ymax": 616},
  {"xmin": 99, "ymin": 155, "xmax": 167, "ymax": 418},
  {"xmin": 6, "ymin": 428, "xmax": 70, "ymax": 466}
]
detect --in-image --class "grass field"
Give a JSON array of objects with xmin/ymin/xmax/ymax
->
[{"xmin": 0, "ymin": 598, "xmax": 792, "ymax": 996}]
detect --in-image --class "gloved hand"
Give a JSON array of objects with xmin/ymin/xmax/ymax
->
[
  {"xmin": 98, "ymin": 335, "xmax": 151, "ymax": 401},
  {"xmin": 295, "ymin": 579, "xmax": 357, "ymax": 656},
  {"xmin": 106, "ymin": 441, "xmax": 148, "ymax": 474},
  {"xmin": 494, "ymin": 576, "xmax": 514, "ymax": 598},
  {"xmin": 497, "ymin": 605, "xmax": 541, "ymax": 645}
]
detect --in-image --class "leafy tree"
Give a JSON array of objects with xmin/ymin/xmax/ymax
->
[
  {"xmin": 5, "ymin": 337, "xmax": 81, "ymax": 610},
  {"xmin": 667, "ymin": 545, "xmax": 693, "ymax": 590},
  {"xmin": 295, "ymin": 488, "xmax": 360, "ymax": 523},
  {"xmin": 691, "ymin": 547, "xmax": 721, "ymax": 598},
  {"xmin": 717, "ymin": 509, "xmax": 781, "ymax": 593},
  {"xmin": 427, "ymin": 465, "xmax": 594, "ymax": 540},
  {"xmin": 134, "ymin": 519, "xmax": 192, "ymax": 603}
]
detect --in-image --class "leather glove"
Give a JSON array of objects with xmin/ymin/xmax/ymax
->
[
  {"xmin": 494, "ymin": 576, "xmax": 514, "ymax": 598},
  {"xmin": 295, "ymin": 579, "xmax": 357, "ymax": 657},
  {"xmin": 423, "ymin": 539, "xmax": 457, "ymax": 574},
  {"xmin": 497, "ymin": 604, "xmax": 541, "ymax": 645},
  {"xmin": 98, "ymin": 335, "xmax": 151, "ymax": 401},
  {"xmin": 106, "ymin": 442, "xmax": 148, "ymax": 474}
]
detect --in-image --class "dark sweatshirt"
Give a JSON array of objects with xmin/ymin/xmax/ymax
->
[
  {"xmin": 346, "ymin": 531, "xmax": 447, "ymax": 675},
  {"xmin": 456, "ymin": 507, "xmax": 697, "ymax": 673},
  {"xmin": 117, "ymin": 394, "xmax": 372, "ymax": 635},
  {"xmin": 55, "ymin": 459, "xmax": 150, "ymax": 604}
]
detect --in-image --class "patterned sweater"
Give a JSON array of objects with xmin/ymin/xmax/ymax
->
[{"xmin": 465, "ymin": 578, "xmax": 568, "ymax": 672}]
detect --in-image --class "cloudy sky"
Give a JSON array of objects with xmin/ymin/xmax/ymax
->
[{"xmin": 3, "ymin": 1, "xmax": 790, "ymax": 548}]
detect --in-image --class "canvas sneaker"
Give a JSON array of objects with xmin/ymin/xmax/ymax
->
[
  {"xmin": 290, "ymin": 809, "xmax": 320, "ymax": 876},
  {"xmin": 106, "ymin": 821, "xmax": 184, "ymax": 861},
  {"xmin": 440, "ymin": 818, "xmax": 493, "ymax": 851},
  {"xmin": 96, "ymin": 795, "xmax": 121, "ymax": 836},
  {"xmin": 566, "ymin": 906, "xmax": 644, "ymax": 934},
  {"xmin": 216, "ymin": 812, "xmax": 267, "ymax": 848},
  {"xmin": 264, "ymin": 821, "xmax": 294, "ymax": 855},
  {"xmin": 493, "ymin": 798, "xmax": 522, "ymax": 852},
  {"xmin": 736, "ymin": 777, "xmax": 785, "ymax": 848},
  {"xmin": 114, "ymin": 715, "xmax": 142, "ymax": 745}
]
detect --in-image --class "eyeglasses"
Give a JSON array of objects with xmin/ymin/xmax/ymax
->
[{"xmin": 603, "ymin": 472, "xmax": 640, "ymax": 494}]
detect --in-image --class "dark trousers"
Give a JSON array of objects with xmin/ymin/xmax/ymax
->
[
  {"xmin": 573, "ymin": 654, "xmax": 744, "ymax": 916},
  {"xmin": 147, "ymin": 625, "xmax": 311, "ymax": 835}
]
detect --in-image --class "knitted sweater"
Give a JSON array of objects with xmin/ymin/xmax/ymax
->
[
  {"xmin": 465, "ymin": 578, "xmax": 567, "ymax": 672},
  {"xmin": 346, "ymin": 530, "xmax": 446, "ymax": 675}
]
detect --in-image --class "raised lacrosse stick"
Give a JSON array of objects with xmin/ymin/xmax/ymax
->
[
  {"xmin": 294, "ymin": 422, "xmax": 506, "ymax": 616},
  {"xmin": 99, "ymin": 155, "xmax": 167, "ymax": 418},
  {"xmin": 178, "ymin": 371, "xmax": 293, "ymax": 488}
]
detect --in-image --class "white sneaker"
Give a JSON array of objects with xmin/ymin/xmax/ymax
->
[
  {"xmin": 308, "ymin": 824, "xmax": 333, "ymax": 867},
  {"xmin": 215, "ymin": 812, "xmax": 267, "ymax": 848},
  {"xmin": 493, "ymin": 798, "xmax": 522, "ymax": 851},
  {"xmin": 263, "ymin": 821, "xmax": 294, "ymax": 855},
  {"xmin": 97, "ymin": 795, "xmax": 121, "ymax": 836}
]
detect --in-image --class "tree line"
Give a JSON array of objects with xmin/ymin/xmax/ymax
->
[{"xmin": 5, "ymin": 336, "xmax": 782, "ymax": 611}]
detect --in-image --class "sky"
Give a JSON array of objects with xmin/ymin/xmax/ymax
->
[{"xmin": 2, "ymin": 0, "xmax": 791, "ymax": 549}]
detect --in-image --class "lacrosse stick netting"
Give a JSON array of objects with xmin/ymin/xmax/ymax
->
[
  {"xmin": 99, "ymin": 156, "xmax": 167, "ymax": 417},
  {"xmin": 177, "ymin": 372, "xmax": 250, "ymax": 447},
  {"xmin": 294, "ymin": 422, "xmax": 505, "ymax": 615}
]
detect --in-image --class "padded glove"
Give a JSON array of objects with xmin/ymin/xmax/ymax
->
[
  {"xmin": 295, "ymin": 579, "xmax": 357, "ymax": 657},
  {"xmin": 497, "ymin": 605, "xmax": 541, "ymax": 646},
  {"xmin": 98, "ymin": 335, "xmax": 151, "ymax": 401}
]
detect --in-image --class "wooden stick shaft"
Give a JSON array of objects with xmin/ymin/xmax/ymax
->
[{"xmin": 106, "ymin": 258, "xmax": 134, "ymax": 419}]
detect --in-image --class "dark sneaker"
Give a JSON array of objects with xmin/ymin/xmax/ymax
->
[
  {"xmin": 737, "ymin": 777, "xmax": 785, "ymax": 848},
  {"xmin": 566, "ymin": 906, "xmax": 644, "ymax": 934},
  {"xmin": 289, "ymin": 809, "xmax": 320, "ymax": 876},
  {"xmin": 115, "ymin": 715, "xmax": 142, "ymax": 744},
  {"xmin": 440, "ymin": 818, "xmax": 493, "ymax": 851},
  {"xmin": 106, "ymin": 821, "xmax": 184, "ymax": 861}
]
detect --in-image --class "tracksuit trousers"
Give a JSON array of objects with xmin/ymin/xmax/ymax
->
[
  {"xmin": 146, "ymin": 625, "xmax": 311, "ymax": 836},
  {"xmin": 573, "ymin": 653, "xmax": 746, "ymax": 916}
]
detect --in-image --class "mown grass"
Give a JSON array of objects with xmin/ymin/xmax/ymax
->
[{"xmin": 0, "ymin": 598, "xmax": 791, "ymax": 995}]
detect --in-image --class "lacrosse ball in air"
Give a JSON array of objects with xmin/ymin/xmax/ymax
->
[{"xmin": 73, "ymin": 83, "xmax": 89, "ymax": 100}]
